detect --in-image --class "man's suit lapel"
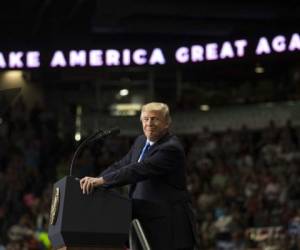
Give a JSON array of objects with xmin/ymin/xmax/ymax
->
[
  {"xmin": 145, "ymin": 132, "xmax": 170, "ymax": 158},
  {"xmin": 129, "ymin": 133, "xmax": 171, "ymax": 198},
  {"xmin": 132, "ymin": 137, "xmax": 147, "ymax": 162},
  {"xmin": 129, "ymin": 136, "xmax": 147, "ymax": 197}
]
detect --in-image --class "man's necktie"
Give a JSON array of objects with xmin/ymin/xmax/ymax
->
[{"xmin": 138, "ymin": 142, "xmax": 151, "ymax": 162}]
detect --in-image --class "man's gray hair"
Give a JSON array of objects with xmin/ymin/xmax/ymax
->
[{"xmin": 140, "ymin": 102, "xmax": 172, "ymax": 124}]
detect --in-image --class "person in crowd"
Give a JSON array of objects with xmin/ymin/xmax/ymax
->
[{"xmin": 80, "ymin": 102, "xmax": 197, "ymax": 250}]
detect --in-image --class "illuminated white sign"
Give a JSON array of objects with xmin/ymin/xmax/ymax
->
[
  {"xmin": 255, "ymin": 33, "xmax": 300, "ymax": 55},
  {"xmin": 50, "ymin": 48, "xmax": 165, "ymax": 68},
  {"xmin": 175, "ymin": 40, "xmax": 248, "ymax": 63},
  {"xmin": 0, "ymin": 33, "xmax": 298, "ymax": 69},
  {"xmin": 0, "ymin": 51, "xmax": 40, "ymax": 69}
]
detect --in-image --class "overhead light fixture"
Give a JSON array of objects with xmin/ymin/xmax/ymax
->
[
  {"xmin": 255, "ymin": 64, "xmax": 264, "ymax": 74},
  {"xmin": 200, "ymin": 104, "xmax": 210, "ymax": 111},
  {"xmin": 74, "ymin": 132, "xmax": 81, "ymax": 141},
  {"xmin": 74, "ymin": 105, "xmax": 82, "ymax": 141},
  {"xmin": 119, "ymin": 89, "xmax": 129, "ymax": 97},
  {"xmin": 0, "ymin": 70, "xmax": 25, "ymax": 89},
  {"xmin": 110, "ymin": 103, "xmax": 142, "ymax": 116}
]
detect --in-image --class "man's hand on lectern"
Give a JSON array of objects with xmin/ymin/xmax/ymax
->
[{"xmin": 80, "ymin": 176, "xmax": 106, "ymax": 194}]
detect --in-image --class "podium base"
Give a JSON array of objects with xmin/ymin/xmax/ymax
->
[{"xmin": 58, "ymin": 247, "xmax": 124, "ymax": 250}]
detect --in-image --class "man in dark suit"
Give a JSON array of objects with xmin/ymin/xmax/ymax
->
[{"xmin": 80, "ymin": 102, "xmax": 197, "ymax": 250}]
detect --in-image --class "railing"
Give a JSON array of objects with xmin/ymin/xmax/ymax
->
[{"xmin": 129, "ymin": 219, "xmax": 151, "ymax": 250}]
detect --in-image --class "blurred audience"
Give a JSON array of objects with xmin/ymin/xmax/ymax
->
[{"xmin": 1, "ymin": 98, "xmax": 300, "ymax": 250}]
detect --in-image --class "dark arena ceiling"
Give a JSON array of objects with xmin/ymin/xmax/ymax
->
[
  {"xmin": 0, "ymin": 0, "xmax": 299, "ymax": 42},
  {"xmin": 0, "ymin": 0, "xmax": 299, "ymax": 108}
]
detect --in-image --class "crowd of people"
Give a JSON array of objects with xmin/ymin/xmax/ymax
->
[
  {"xmin": 185, "ymin": 121, "xmax": 300, "ymax": 249},
  {"xmin": 1, "ymin": 98, "xmax": 300, "ymax": 250}
]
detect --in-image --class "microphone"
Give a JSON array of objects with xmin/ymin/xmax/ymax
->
[
  {"xmin": 88, "ymin": 127, "xmax": 120, "ymax": 143},
  {"xmin": 69, "ymin": 127, "xmax": 120, "ymax": 177}
]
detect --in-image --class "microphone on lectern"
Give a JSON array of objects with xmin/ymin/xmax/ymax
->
[{"xmin": 69, "ymin": 127, "xmax": 120, "ymax": 177}]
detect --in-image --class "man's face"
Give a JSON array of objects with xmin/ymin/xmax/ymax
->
[{"xmin": 141, "ymin": 110, "xmax": 169, "ymax": 141}]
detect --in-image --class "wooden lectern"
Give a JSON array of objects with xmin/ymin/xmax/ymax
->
[{"xmin": 48, "ymin": 176, "xmax": 131, "ymax": 250}]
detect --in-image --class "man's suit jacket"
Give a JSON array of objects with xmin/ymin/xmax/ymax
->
[{"xmin": 101, "ymin": 133, "xmax": 197, "ymax": 250}]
